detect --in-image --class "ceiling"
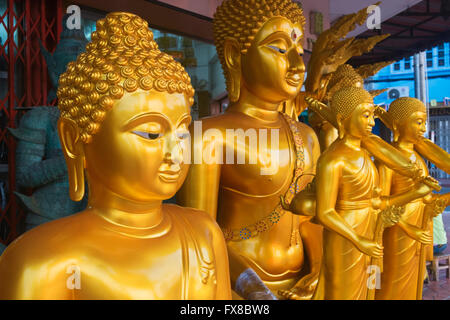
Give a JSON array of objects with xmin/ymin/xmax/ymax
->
[
  {"xmin": 347, "ymin": 0, "xmax": 450, "ymax": 66},
  {"xmin": 329, "ymin": 0, "xmax": 423, "ymax": 37}
]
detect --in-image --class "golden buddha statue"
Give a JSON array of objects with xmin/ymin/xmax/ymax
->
[
  {"xmin": 374, "ymin": 97, "xmax": 449, "ymax": 300},
  {"xmin": 308, "ymin": 63, "xmax": 391, "ymax": 151},
  {"xmin": 177, "ymin": 0, "xmax": 322, "ymax": 299},
  {"xmin": 0, "ymin": 12, "xmax": 231, "ymax": 300},
  {"xmin": 287, "ymin": 87, "xmax": 435, "ymax": 300}
]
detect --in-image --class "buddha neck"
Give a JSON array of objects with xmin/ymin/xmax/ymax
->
[
  {"xmin": 227, "ymin": 87, "xmax": 282, "ymax": 123},
  {"xmin": 396, "ymin": 138, "xmax": 415, "ymax": 151},
  {"xmin": 341, "ymin": 134, "xmax": 362, "ymax": 151},
  {"xmin": 86, "ymin": 176, "xmax": 164, "ymax": 230}
]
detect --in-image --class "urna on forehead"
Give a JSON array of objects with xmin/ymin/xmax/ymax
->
[
  {"xmin": 56, "ymin": 12, "xmax": 195, "ymax": 144},
  {"xmin": 213, "ymin": 0, "xmax": 305, "ymax": 90}
]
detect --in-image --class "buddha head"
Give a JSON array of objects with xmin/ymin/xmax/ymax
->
[
  {"xmin": 387, "ymin": 97, "xmax": 427, "ymax": 143},
  {"xmin": 331, "ymin": 87, "xmax": 375, "ymax": 139},
  {"xmin": 57, "ymin": 12, "xmax": 195, "ymax": 203},
  {"xmin": 325, "ymin": 64, "xmax": 364, "ymax": 102},
  {"xmin": 213, "ymin": 0, "xmax": 306, "ymax": 105}
]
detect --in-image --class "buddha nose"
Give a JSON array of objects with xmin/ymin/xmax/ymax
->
[
  {"xmin": 288, "ymin": 47, "xmax": 305, "ymax": 73},
  {"xmin": 163, "ymin": 133, "xmax": 183, "ymax": 165}
]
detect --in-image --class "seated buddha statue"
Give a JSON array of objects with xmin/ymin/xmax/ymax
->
[
  {"xmin": 0, "ymin": 12, "xmax": 231, "ymax": 300},
  {"xmin": 375, "ymin": 97, "xmax": 449, "ymax": 300},
  {"xmin": 177, "ymin": 0, "xmax": 322, "ymax": 299},
  {"xmin": 309, "ymin": 87, "xmax": 434, "ymax": 300}
]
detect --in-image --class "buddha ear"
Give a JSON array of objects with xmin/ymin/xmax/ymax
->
[
  {"xmin": 336, "ymin": 113, "xmax": 345, "ymax": 139},
  {"xmin": 224, "ymin": 37, "xmax": 241, "ymax": 102},
  {"xmin": 392, "ymin": 122, "xmax": 399, "ymax": 142},
  {"xmin": 58, "ymin": 118, "xmax": 85, "ymax": 201}
]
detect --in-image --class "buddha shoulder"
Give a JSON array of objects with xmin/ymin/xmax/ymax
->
[
  {"xmin": 0, "ymin": 213, "xmax": 85, "ymax": 262},
  {"xmin": 294, "ymin": 121, "xmax": 319, "ymax": 149},
  {"xmin": 194, "ymin": 112, "xmax": 240, "ymax": 132},
  {"xmin": 164, "ymin": 204, "xmax": 224, "ymax": 239},
  {"xmin": 317, "ymin": 142, "xmax": 348, "ymax": 166},
  {"xmin": 0, "ymin": 214, "xmax": 87, "ymax": 299}
]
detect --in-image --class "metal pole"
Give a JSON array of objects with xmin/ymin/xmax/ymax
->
[{"xmin": 414, "ymin": 51, "xmax": 429, "ymax": 135}]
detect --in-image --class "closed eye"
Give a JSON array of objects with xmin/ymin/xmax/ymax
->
[
  {"xmin": 267, "ymin": 45, "xmax": 286, "ymax": 54},
  {"xmin": 133, "ymin": 130, "xmax": 162, "ymax": 140},
  {"xmin": 177, "ymin": 132, "xmax": 190, "ymax": 140}
]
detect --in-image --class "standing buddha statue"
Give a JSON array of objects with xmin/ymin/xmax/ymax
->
[
  {"xmin": 0, "ymin": 12, "xmax": 231, "ymax": 300},
  {"xmin": 306, "ymin": 87, "xmax": 434, "ymax": 300},
  {"xmin": 375, "ymin": 97, "xmax": 449, "ymax": 300},
  {"xmin": 308, "ymin": 63, "xmax": 391, "ymax": 152},
  {"xmin": 177, "ymin": 0, "xmax": 322, "ymax": 299}
]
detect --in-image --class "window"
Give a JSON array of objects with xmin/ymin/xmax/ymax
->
[
  {"xmin": 438, "ymin": 44, "xmax": 445, "ymax": 67},
  {"xmin": 404, "ymin": 57, "xmax": 411, "ymax": 70},
  {"xmin": 394, "ymin": 62, "xmax": 400, "ymax": 71},
  {"xmin": 427, "ymin": 50, "xmax": 433, "ymax": 68}
]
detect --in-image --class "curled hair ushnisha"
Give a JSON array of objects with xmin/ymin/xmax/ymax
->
[
  {"xmin": 57, "ymin": 12, "xmax": 195, "ymax": 144},
  {"xmin": 330, "ymin": 87, "xmax": 374, "ymax": 120},
  {"xmin": 387, "ymin": 97, "xmax": 427, "ymax": 124},
  {"xmin": 213, "ymin": 0, "xmax": 305, "ymax": 93},
  {"xmin": 326, "ymin": 65, "xmax": 364, "ymax": 102}
]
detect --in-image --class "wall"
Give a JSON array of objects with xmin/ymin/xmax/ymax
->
[
  {"xmin": 157, "ymin": 0, "xmax": 221, "ymax": 18},
  {"xmin": 158, "ymin": 0, "xmax": 331, "ymax": 50},
  {"xmin": 299, "ymin": 0, "xmax": 330, "ymax": 51}
]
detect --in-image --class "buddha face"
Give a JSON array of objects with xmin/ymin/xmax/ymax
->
[
  {"xmin": 397, "ymin": 111, "xmax": 427, "ymax": 143},
  {"xmin": 343, "ymin": 103, "xmax": 376, "ymax": 139},
  {"xmin": 84, "ymin": 89, "xmax": 191, "ymax": 201},
  {"xmin": 241, "ymin": 16, "xmax": 305, "ymax": 104}
]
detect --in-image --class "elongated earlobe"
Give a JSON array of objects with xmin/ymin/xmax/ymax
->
[
  {"xmin": 224, "ymin": 38, "xmax": 242, "ymax": 102},
  {"xmin": 392, "ymin": 123, "xmax": 399, "ymax": 142},
  {"xmin": 58, "ymin": 118, "xmax": 85, "ymax": 201},
  {"xmin": 336, "ymin": 113, "xmax": 345, "ymax": 139}
]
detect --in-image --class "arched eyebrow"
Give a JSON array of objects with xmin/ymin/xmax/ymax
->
[
  {"xmin": 176, "ymin": 114, "xmax": 192, "ymax": 127},
  {"xmin": 122, "ymin": 112, "xmax": 171, "ymax": 131},
  {"xmin": 259, "ymin": 31, "xmax": 292, "ymax": 48}
]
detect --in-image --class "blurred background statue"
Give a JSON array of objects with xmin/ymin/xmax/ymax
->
[{"xmin": 7, "ymin": 15, "xmax": 88, "ymax": 235}]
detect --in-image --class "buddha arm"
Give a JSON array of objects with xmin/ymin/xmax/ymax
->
[
  {"xmin": 373, "ymin": 162, "xmax": 392, "ymax": 210},
  {"xmin": 438, "ymin": 192, "xmax": 450, "ymax": 207},
  {"xmin": 377, "ymin": 162, "xmax": 432, "ymax": 243},
  {"xmin": 362, "ymin": 135, "xmax": 420, "ymax": 178},
  {"xmin": 377, "ymin": 161, "xmax": 432, "ymax": 210},
  {"xmin": 398, "ymin": 219, "xmax": 431, "ymax": 243},
  {"xmin": 415, "ymin": 138, "xmax": 450, "ymax": 174},
  {"xmin": 299, "ymin": 220, "xmax": 323, "ymax": 275},
  {"xmin": 212, "ymin": 223, "xmax": 232, "ymax": 299},
  {"xmin": 177, "ymin": 124, "xmax": 221, "ymax": 219},
  {"xmin": 316, "ymin": 159, "xmax": 361, "ymax": 246},
  {"xmin": 0, "ymin": 248, "xmax": 69, "ymax": 299},
  {"xmin": 297, "ymin": 128, "xmax": 322, "ymax": 277},
  {"xmin": 177, "ymin": 127, "xmax": 265, "ymax": 296},
  {"xmin": 177, "ymin": 162, "xmax": 220, "ymax": 219}
]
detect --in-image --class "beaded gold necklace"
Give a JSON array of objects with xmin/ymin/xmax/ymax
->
[{"xmin": 222, "ymin": 113, "xmax": 305, "ymax": 242}]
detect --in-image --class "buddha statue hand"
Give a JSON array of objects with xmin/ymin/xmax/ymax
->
[
  {"xmin": 428, "ymin": 196, "xmax": 446, "ymax": 218},
  {"xmin": 235, "ymin": 268, "xmax": 277, "ymax": 300},
  {"xmin": 404, "ymin": 224, "xmax": 433, "ymax": 245},
  {"xmin": 415, "ymin": 176, "xmax": 440, "ymax": 196},
  {"xmin": 355, "ymin": 236, "xmax": 383, "ymax": 259},
  {"xmin": 278, "ymin": 272, "xmax": 319, "ymax": 300},
  {"xmin": 380, "ymin": 205, "xmax": 405, "ymax": 228}
]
